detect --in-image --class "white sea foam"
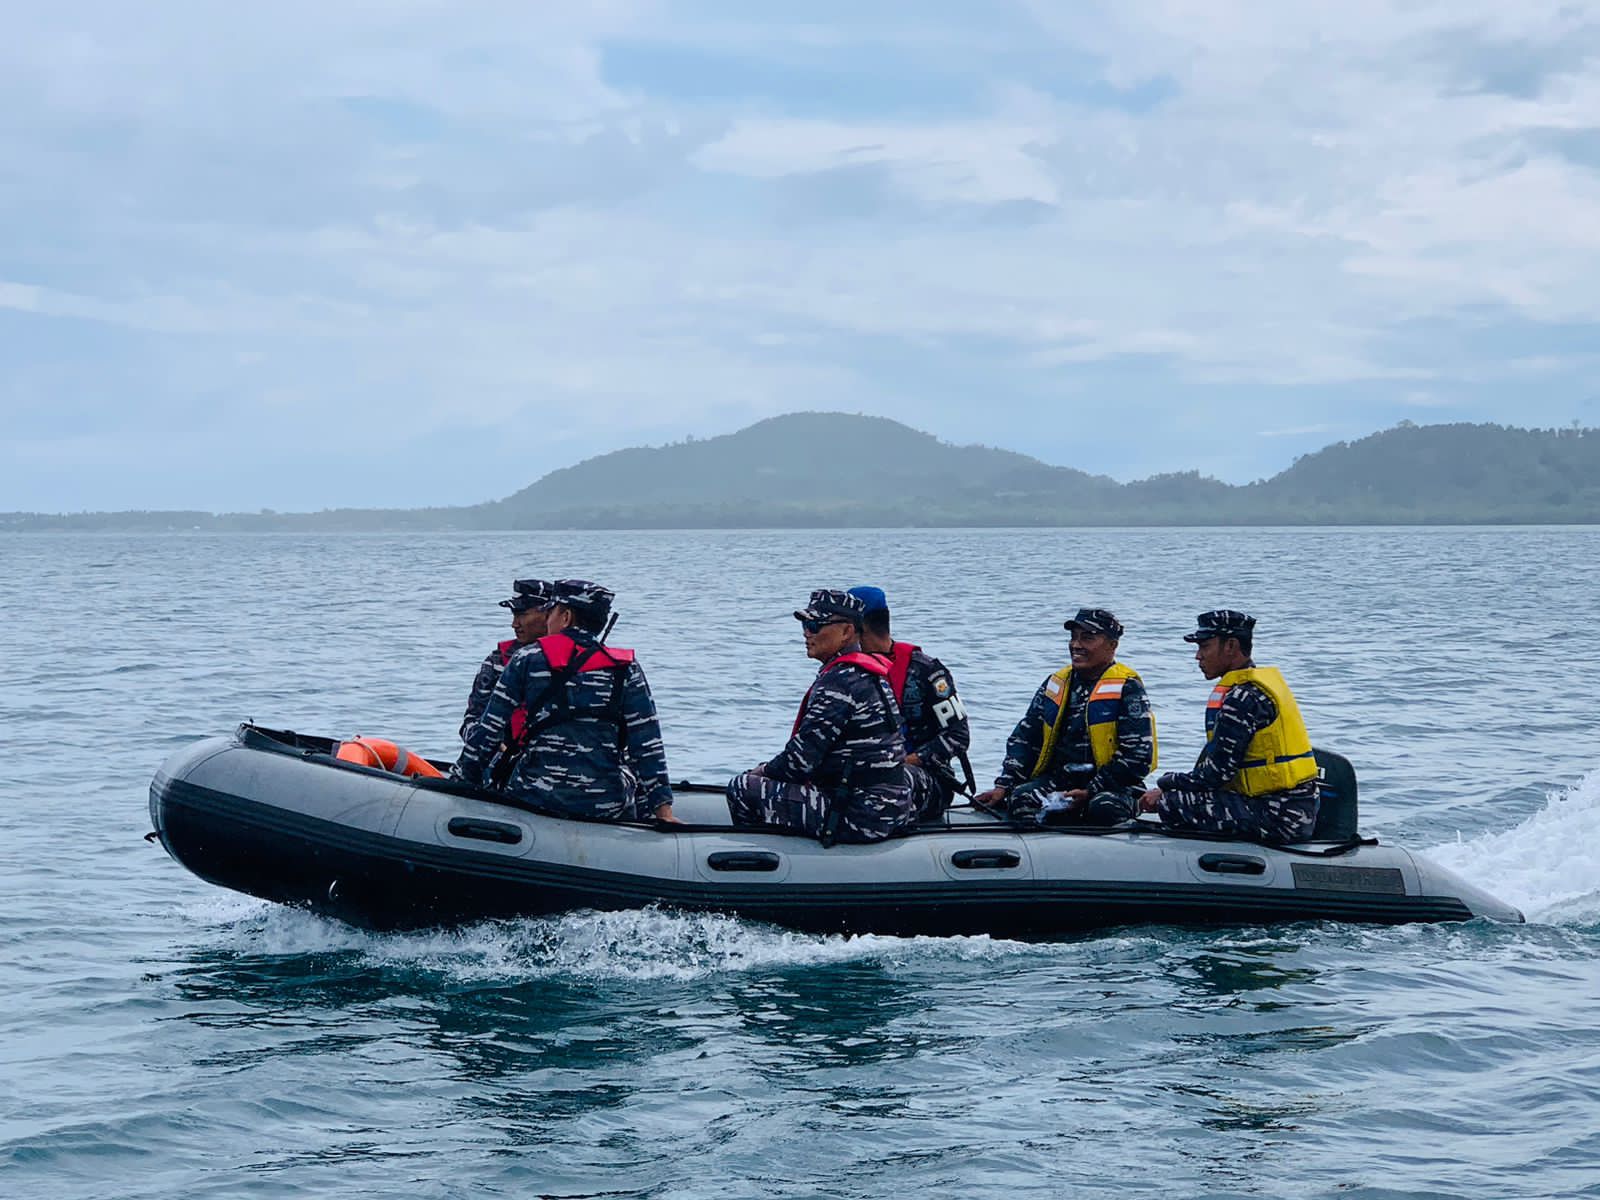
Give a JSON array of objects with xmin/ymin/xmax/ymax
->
[
  {"xmin": 1426, "ymin": 768, "xmax": 1600, "ymax": 925},
  {"xmin": 195, "ymin": 901, "xmax": 1073, "ymax": 983},
  {"xmin": 182, "ymin": 775, "xmax": 1600, "ymax": 979}
]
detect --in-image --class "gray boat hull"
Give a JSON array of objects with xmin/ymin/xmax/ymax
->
[{"xmin": 148, "ymin": 726, "xmax": 1524, "ymax": 934}]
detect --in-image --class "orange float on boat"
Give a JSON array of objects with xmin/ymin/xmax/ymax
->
[{"xmin": 335, "ymin": 736, "xmax": 443, "ymax": 778}]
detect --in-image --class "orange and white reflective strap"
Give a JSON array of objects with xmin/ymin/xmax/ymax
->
[{"xmin": 1090, "ymin": 677, "xmax": 1126, "ymax": 703}]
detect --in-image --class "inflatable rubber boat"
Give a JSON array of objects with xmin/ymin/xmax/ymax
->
[{"xmin": 148, "ymin": 724, "xmax": 1523, "ymax": 934}]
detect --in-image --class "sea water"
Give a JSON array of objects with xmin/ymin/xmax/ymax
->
[{"xmin": 2, "ymin": 528, "xmax": 1597, "ymax": 1198}]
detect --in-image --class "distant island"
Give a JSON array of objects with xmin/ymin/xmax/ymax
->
[{"xmin": 6, "ymin": 413, "xmax": 1599, "ymax": 530}]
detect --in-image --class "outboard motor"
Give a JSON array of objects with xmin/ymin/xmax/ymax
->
[{"xmin": 1311, "ymin": 748, "xmax": 1359, "ymax": 841}]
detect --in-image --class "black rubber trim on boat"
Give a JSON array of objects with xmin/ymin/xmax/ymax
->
[
  {"xmin": 446, "ymin": 818, "xmax": 524, "ymax": 845},
  {"xmin": 952, "ymin": 849, "xmax": 1023, "ymax": 870},
  {"xmin": 1198, "ymin": 853, "xmax": 1267, "ymax": 876},
  {"xmin": 707, "ymin": 851, "xmax": 781, "ymax": 872}
]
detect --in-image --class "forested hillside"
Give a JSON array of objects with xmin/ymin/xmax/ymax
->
[{"xmin": 6, "ymin": 415, "xmax": 1596, "ymax": 529}]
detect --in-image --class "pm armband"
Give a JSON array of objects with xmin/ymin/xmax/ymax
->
[{"xmin": 932, "ymin": 694, "xmax": 967, "ymax": 729}]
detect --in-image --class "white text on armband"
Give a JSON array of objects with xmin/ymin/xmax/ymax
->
[{"xmin": 932, "ymin": 695, "xmax": 967, "ymax": 728}]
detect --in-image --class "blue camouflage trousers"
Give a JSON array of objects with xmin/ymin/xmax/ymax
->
[
  {"xmin": 726, "ymin": 771, "xmax": 917, "ymax": 844},
  {"xmin": 905, "ymin": 762, "xmax": 953, "ymax": 821},
  {"xmin": 1006, "ymin": 777, "xmax": 1138, "ymax": 825},
  {"xmin": 1156, "ymin": 782, "xmax": 1318, "ymax": 844}
]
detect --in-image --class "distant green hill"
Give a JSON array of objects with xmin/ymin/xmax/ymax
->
[
  {"xmin": 5, "ymin": 413, "xmax": 1598, "ymax": 530},
  {"xmin": 1248, "ymin": 421, "xmax": 1600, "ymax": 522},
  {"xmin": 476, "ymin": 412, "xmax": 1125, "ymax": 528}
]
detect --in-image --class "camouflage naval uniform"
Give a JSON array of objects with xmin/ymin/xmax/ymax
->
[
  {"xmin": 459, "ymin": 578, "xmax": 554, "ymax": 741},
  {"xmin": 453, "ymin": 628, "xmax": 671, "ymax": 821},
  {"xmin": 842, "ymin": 587, "xmax": 972, "ymax": 821},
  {"xmin": 728, "ymin": 653, "xmax": 915, "ymax": 843},
  {"xmin": 995, "ymin": 669, "xmax": 1155, "ymax": 823},
  {"xmin": 896, "ymin": 645, "xmax": 972, "ymax": 819},
  {"xmin": 729, "ymin": 590, "xmax": 915, "ymax": 844},
  {"xmin": 1153, "ymin": 680, "xmax": 1317, "ymax": 844},
  {"xmin": 459, "ymin": 644, "xmax": 514, "ymax": 741}
]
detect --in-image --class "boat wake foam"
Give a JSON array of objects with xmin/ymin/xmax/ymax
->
[
  {"xmin": 1426, "ymin": 768, "xmax": 1600, "ymax": 926},
  {"xmin": 179, "ymin": 770, "xmax": 1600, "ymax": 975},
  {"xmin": 188, "ymin": 899, "xmax": 1089, "ymax": 983}
]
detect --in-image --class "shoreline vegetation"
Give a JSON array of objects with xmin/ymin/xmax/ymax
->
[{"xmin": 8, "ymin": 412, "xmax": 1598, "ymax": 531}]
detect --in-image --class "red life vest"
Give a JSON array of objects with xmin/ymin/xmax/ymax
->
[
  {"xmin": 537, "ymin": 633, "xmax": 635, "ymax": 671},
  {"xmin": 887, "ymin": 641, "xmax": 919, "ymax": 705},
  {"xmin": 791, "ymin": 652, "xmax": 891, "ymax": 733},
  {"xmin": 498, "ymin": 639, "xmax": 525, "ymax": 739},
  {"xmin": 503, "ymin": 636, "xmax": 634, "ymax": 744}
]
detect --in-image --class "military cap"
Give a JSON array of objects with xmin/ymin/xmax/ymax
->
[
  {"xmin": 551, "ymin": 579, "xmax": 615, "ymax": 620},
  {"xmin": 1183, "ymin": 609, "xmax": 1256, "ymax": 643},
  {"xmin": 794, "ymin": 589, "xmax": 866, "ymax": 624},
  {"xmin": 846, "ymin": 585, "xmax": 889, "ymax": 614},
  {"xmin": 499, "ymin": 578, "xmax": 555, "ymax": 612},
  {"xmin": 1064, "ymin": 607, "xmax": 1124, "ymax": 639}
]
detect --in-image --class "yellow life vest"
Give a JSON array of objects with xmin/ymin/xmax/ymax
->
[
  {"xmin": 1029, "ymin": 661, "xmax": 1157, "ymax": 779},
  {"xmin": 1206, "ymin": 666, "xmax": 1317, "ymax": 796}
]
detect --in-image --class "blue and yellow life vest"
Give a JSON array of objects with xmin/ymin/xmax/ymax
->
[
  {"xmin": 1206, "ymin": 666, "xmax": 1316, "ymax": 796},
  {"xmin": 1030, "ymin": 661, "xmax": 1156, "ymax": 778}
]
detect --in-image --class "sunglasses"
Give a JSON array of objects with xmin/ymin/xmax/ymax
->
[{"xmin": 800, "ymin": 618, "xmax": 850, "ymax": 635}]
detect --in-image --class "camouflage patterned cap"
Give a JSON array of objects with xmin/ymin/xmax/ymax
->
[
  {"xmin": 1183, "ymin": 609, "xmax": 1256, "ymax": 643},
  {"xmin": 793, "ymin": 589, "xmax": 866, "ymax": 625},
  {"xmin": 551, "ymin": 579, "xmax": 615, "ymax": 620},
  {"xmin": 1064, "ymin": 607, "xmax": 1124, "ymax": 639},
  {"xmin": 499, "ymin": 578, "xmax": 555, "ymax": 611}
]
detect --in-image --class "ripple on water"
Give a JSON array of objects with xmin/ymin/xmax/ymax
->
[{"xmin": 7, "ymin": 529, "xmax": 1600, "ymax": 1200}]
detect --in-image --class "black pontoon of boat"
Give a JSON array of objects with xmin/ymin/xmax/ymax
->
[{"xmin": 148, "ymin": 724, "xmax": 1524, "ymax": 934}]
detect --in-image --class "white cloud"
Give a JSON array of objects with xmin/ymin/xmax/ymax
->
[
  {"xmin": 2, "ymin": 0, "xmax": 1598, "ymax": 509},
  {"xmin": 695, "ymin": 116, "xmax": 1062, "ymax": 206}
]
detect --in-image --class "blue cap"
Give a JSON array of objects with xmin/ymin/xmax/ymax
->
[{"xmin": 847, "ymin": 585, "xmax": 889, "ymax": 614}]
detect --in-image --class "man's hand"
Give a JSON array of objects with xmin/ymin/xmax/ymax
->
[
  {"xmin": 655, "ymin": 802, "xmax": 683, "ymax": 824},
  {"xmin": 904, "ymin": 752, "xmax": 922, "ymax": 768},
  {"xmin": 1138, "ymin": 787, "xmax": 1163, "ymax": 813},
  {"xmin": 973, "ymin": 786, "xmax": 1008, "ymax": 810}
]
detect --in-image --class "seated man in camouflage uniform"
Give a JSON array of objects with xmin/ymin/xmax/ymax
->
[
  {"xmin": 1139, "ymin": 609, "xmax": 1318, "ymax": 844},
  {"xmin": 847, "ymin": 585, "xmax": 973, "ymax": 820},
  {"xmin": 974, "ymin": 608, "xmax": 1156, "ymax": 824},
  {"xmin": 726, "ymin": 590, "xmax": 916, "ymax": 845},
  {"xmin": 459, "ymin": 578, "xmax": 554, "ymax": 740},
  {"xmin": 453, "ymin": 580, "xmax": 677, "ymax": 823}
]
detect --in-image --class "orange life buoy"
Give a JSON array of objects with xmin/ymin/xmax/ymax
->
[{"xmin": 335, "ymin": 736, "xmax": 444, "ymax": 778}]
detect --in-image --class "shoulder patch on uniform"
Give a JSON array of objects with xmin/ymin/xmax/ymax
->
[
  {"xmin": 933, "ymin": 676, "xmax": 952, "ymax": 697},
  {"xmin": 1045, "ymin": 678, "xmax": 1063, "ymax": 697}
]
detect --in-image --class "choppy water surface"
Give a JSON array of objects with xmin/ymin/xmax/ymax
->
[{"xmin": 3, "ymin": 528, "xmax": 1598, "ymax": 1199}]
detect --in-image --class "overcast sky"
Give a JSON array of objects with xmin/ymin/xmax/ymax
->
[{"xmin": 4, "ymin": 1, "xmax": 1599, "ymax": 512}]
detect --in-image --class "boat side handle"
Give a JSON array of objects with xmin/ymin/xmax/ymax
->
[
  {"xmin": 707, "ymin": 851, "xmax": 781, "ymax": 872},
  {"xmin": 446, "ymin": 817, "xmax": 524, "ymax": 845},
  {"xmin": 1198, "ymin": 853, "xmax": 1266, "ymax": 875},
  {"xmin": 952, "ymin": 849, "xmax": 1022, "ymax": 870}
]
